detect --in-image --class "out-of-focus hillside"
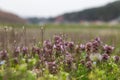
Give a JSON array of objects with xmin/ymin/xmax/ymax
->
[
  {"xmin": 0, "ymin": 10, "xmax": 27, "ymax": 24},
  {"xmin": 27, "ymin": 1, "xmax": 120, "ymax": 24},
  {"xmin": 62, "ymin": 1, "xmax": 120, "ymax": 22}
]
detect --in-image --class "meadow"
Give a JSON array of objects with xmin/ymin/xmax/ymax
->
[
  {"xmin": 0, "ymin": 23, "xmax": 120, "ymax": 80},
  {"xmin": 1, "ymin": 23, "xmax": 120, "ymax": 49}
]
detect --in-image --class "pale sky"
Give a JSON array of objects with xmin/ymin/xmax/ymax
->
[{"xmin": 0, "ymin": 0, "xmax": 116, "ymax": 18}]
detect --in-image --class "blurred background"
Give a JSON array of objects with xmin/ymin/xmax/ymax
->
[
  {"xmin": 0, "ymin": 0, "xmax": 120, "ymax": 49},
  {"xmin": 0, "ymin": 0, "xmax": 119, "ymax": 24}
]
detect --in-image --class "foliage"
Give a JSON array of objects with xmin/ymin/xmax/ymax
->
[{"xmin": 0, "ymin": 33, "xmax": 120, "ymax": 80}]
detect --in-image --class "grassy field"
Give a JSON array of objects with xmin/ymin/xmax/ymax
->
[
  {"xmin": 1, "ymin": 23, "xmax": 120, "ymax": 49},
  {"xmin": 0, "ymin": 23, "xmax": 120, "ymax": 80}
]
